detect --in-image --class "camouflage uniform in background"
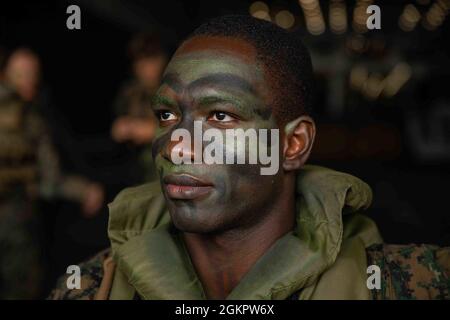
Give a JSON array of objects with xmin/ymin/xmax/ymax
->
[
  {"xmin": 113, "ymin": 81, "xmax": 157, "ymax": 184},
  {"xmin": 0, "ymin": 87, "xmax": 40, "ymax": 299},
  {"xmin": 0, "ymin": 86, "xmax": 94, "ymax": 299}
]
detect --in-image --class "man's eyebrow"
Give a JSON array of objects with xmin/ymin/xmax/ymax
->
[
  {"xmin": 187, "ymin": 73, "xmax": 256, "ymax": 95},
  {"xmin": 151, "ymin": 94, "xmax": 177, "ymax": 108},
  {"xmin": 195, "ymin": 95, "xmax": 257, "ymax": 119},
  {"xmin": 196, "ymin": 95, "xmax": 242, "ymax": 107},
  {"xmin": 160, "ymin": 73, "xmax": 184, "ymax": 93}
]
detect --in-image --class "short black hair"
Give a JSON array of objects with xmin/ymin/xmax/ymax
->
[{"xmin": 187, "ymin": 14, "xmax": 314, "ymax": 123}]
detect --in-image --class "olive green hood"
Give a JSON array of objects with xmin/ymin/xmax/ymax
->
[{"xmin": 107, "ymin": 165, "xmax": 383, "ymax": 300}]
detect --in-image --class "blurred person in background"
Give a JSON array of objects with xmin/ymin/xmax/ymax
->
[
  {"xmin": 0, "ymin": 87, "xmax": 42, "ymax": 299},
  {"xmin": 111, "ymin": 33, "xmax": 167, "ymax": 184},
  {"xmin": 4, "ymin": 48, "xmax": 40, "ymax": 103},
  {"xmin": 3, "ymin": 48, "xmax": 104, "ymax": 217},
  {"xmin": 0, "ymin": 68, "xmax": 102, "ymax": 298}
]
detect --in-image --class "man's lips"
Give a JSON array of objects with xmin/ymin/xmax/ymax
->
[{"xmin": 163, "ymin": 174, "xmax": 214, "ymax": 200}]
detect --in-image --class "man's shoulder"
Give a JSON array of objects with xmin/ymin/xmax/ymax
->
[
  {"xmin": 110, "ymin": 181, "xmax": 162, "ymax": 206},
  {"xmin": 366, "ymin": 243, "xmax": 450, "ymax": 299},
  {"xmin": 47, "ymin": 248, "xmax": 112, "ymax": 300}
]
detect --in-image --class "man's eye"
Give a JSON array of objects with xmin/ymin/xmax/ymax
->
[
  {"xmin": 157, "ymin": 111, "xmax": 177, "ymax": 122},
  {"xmin": 209, "ymin": 112, "xmax": 235, "ymax": 122}
]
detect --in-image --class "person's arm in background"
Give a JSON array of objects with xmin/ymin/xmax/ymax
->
[{"xmin": 29, "ymin": 112, "xmax": 104, "ymax": 217}]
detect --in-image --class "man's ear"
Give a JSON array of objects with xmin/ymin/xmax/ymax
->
[{"xmin": 282, "ymin": 116, "xmax": 316, "ymax": 171}]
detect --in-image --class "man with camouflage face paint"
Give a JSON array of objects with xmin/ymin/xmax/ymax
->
[{"xmin": 50, "ymin": 15, "xmax": 450, "ymax": 300}]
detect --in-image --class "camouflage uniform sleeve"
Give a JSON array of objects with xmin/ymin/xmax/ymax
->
[
  {"xmin": 47, "ymin": 248, "xmax": 111, "ymax": 300},
  {"xmin": 367, "ymin": 243, "xmax": 450, "ymax": 300}
]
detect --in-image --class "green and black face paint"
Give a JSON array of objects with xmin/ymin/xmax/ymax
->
[{"xmin": 150, "ymin": 36, "xmax": 286, "ymax": 234}]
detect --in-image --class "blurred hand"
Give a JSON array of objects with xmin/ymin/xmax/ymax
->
[
  {"xmin": 111, "ymin": 117, "xmax": 132, "ymax": 142},
  {"xmin": 111, "ymin": 116, "xmax": 156, "ymax": 145},
  {"xmin": 82, "ymin": 183, "xmax": 105, "ymax": 218},
  {"xmin": 128, "ymin": 118, "xmax": 156, "ymax": 145}
]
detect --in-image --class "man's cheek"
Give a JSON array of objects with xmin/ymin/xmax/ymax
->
[
  {"xmin": 153, "ymin": 154, "xmax": 170, "ymax": 180},
  {"xmin": 217, "ymin": 165, "xmax": 259, "ymax": 202},
  {"xmin": 151, "ymin": 129, "xmax": 172, "ymax": 160},
  {"xmin": 151, "ymin": 137, "xmax": 162, "ymax": 160}
]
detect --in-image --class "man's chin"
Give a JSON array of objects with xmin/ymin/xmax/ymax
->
[{"xmin": 170, "ymin": 211, "xmax": 224, "ymax": 234}]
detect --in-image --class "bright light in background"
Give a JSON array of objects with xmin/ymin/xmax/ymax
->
[
  {"xmin": 299, "ymin": 0, "xmax": 326, "ymax": 35},
  {"xmin": 349, "ymin": 63, "xmax": 412, "ymax": 99},
  {"xmin": 246, "ymin": 1, "xmax": 418, "ymax": 102},
  {"xmin": 350, "ymin": 65, "xmax": 369, "ymax": 91},
  {"xmin": 363, "ymin": 73, "xmax": 385, "ymax": 100},
  {"xmin": 275, "ymin": 10, "xmax": 295, "ymax": 29},
  {"xmin": 249, "ymin": 1, "xmax": 271, "ymax": 21},
  {"xmin": 249, "ymin": 1, "xmax": 269, "ymax": 15},
  {"xmin": 383, "ymin": 62, "xmax": 412, "ymax": 97},
  {"xmin": 399, "ymin": 4, "xmax": 421, "ymax": 32},
  {"xmin": 352, "ymin": 0, "xmax": 373, "ymax": 33},
  {"xmin": 329, "ymin": 0, "xmax": 348, "ymax": 34},
  {"xmin": 422, "ymin": 0, "xmax": 450, "ymax": 30}
]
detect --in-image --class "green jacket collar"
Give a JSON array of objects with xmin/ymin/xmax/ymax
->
[{"xmin": 108, "ymin": 165, "xmax": 382, "ymax": 299}]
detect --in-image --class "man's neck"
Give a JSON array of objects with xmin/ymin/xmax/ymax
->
[{"xmin": 182, "ymin": 176, "xmax": 296, "ymax": 299}]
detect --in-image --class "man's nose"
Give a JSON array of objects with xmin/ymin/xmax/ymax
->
[{"xmin": 162, "ymin": 135, "xmax": 196, "ymax": 164}]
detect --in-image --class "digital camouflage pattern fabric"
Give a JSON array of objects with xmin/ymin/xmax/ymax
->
[
  {"xmin": 367, "ymin": 243, "xmax": 450, "ymax": 299},
  {"xmin": 48, "ymin": 244, "xmax": 450, "ymax": 300},
  {"xmin": 47, "ymin": 249, "xmax": 111, "ymax": 300}
]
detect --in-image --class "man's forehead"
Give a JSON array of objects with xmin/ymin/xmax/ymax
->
[
  {"xmin": 176, "ymin": 35, "xmax": 257, "ymax": 62},
  {"xmin": 163, "ymin": 36, "xmax": 263, "ymax": 86}
]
